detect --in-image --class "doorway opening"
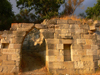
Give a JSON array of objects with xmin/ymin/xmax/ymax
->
[
  {"xmin": 64, "ymin": 44, "xmax": 71, "ymax": 61},
  {"xmin": 20, "ymin": 28, "xmax": 47, "ymax": 74}
]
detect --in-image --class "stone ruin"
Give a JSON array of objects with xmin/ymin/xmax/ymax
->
[{"xmin": 0, "ymin": 19, "xmax": 100, "ymax": 75}]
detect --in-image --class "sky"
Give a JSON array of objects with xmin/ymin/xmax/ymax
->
[{"xmin": 9, "ymin": 0, "xmax": 97, "ymax": 15}]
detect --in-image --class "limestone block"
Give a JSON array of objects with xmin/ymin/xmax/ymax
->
[
  {"xmin": 16, "ymin": 49, "xmax": 21, "ymax": 54},
  {"xmin": 10, "ymin": 37, "xmax": 23, "ymax": 44},
  {"xmin": 7, "ymin": 65, "xmax": 16, "ymax": 73},
  {"xmin": 46, "ymin": 39, "xmax": 59, "ymax": 44},
  {"xmin": 98, "ymin": 60, "xmax": 100, "ymax": 66},
  {"xmin": 0, "ymin": 66, "xmax": 3, "ymax": 72},
  {"xmin": 7, "ymin": 55, "xmax": 12, "ymax": 60},
  {"xmin": 81, "ymin": 55, "xmax": 93, "ymax": 61},
  {"xmin": 43, "ymin": 31, "xmax": 54, "ymax": 39},
  {"xmin": 0, "ymin": 44, "xmax": 1, "ymax": 49},
  {"xmin": 22, "ymin": 23, "xmax": 34, "ymax": 28},
  {"xmin": 48, "ymin": 50, "xmax": 59, "ymax": 56},
  {"xmin": 48, "ymin": 56, "xmax": 56, "ymax": 62},
  {"xmin": 94, "ymin": 20, "xmax": 100, "ymax": 27},
  {"xmin": 35, "ymin": 24, "xmax": 47, "ymax": 29},
  {"xmin": 80, "ymin": 24, "xmax": 89, "ymax": 29},
  {"xmin": 57, "ymin": 20, "xmax": 68, "ymax": 24},
  {"xmin": 97, "ymin": 35, "xmax": 100, "ymax": 40},
  {"xmin": 9, "ymin": 44, "xmax": 21, "ymax": 49},
  {"xmin": 83, "ymin": 45, "xmax": 91, "ymax": 49},
  {"xmin": 2, "ymin": 49, "xmax": 16, "ymax": 54},
  {"xmin": 91, "ymin": 45, "xmax": 98, "ymax": 50},
  {"xmin": 59, "ymin": 34, "xmax": 72, "ymax": 39},
  {"xmin": 2, "ymin": 66, "xmax": 8, "ymax": 73},
  {"xmin": 83, "ymin": 61, "xmax": 94, "ymax": 68},
  {"xmin": 70, "ymin": 24, "xmax": 75, "ymax": 29},
  {"xmin": 57, "ymin": 44, "xmax": 63, "ymax": 49},
  {"xmin": 74, "ymin": 61, "xmax": 83, "ymax": 68},
  {"xmin": 86, "ymin": 49, "xmax": 93, "ymax": 55},
  {"xmin": 0, "ymin": 55, "xmax": 7, "ymax": 60},
  {"xmin": 75, "ymin": 29, "xmax": 83, "ymax": 34},
  {"xmin": 72, "ymin": 55, "xmax": 82, "ymax": 61},
  {"xmin": 67, "ymin": 19, "xmax": 76, "ymax": 24},
  {"xmin": 0, "ymin": 35, "xmax": 3, "ymax": 39},
  {"xmin": 88, "ymin": 30, "xmax": 94, "ymax": 34},
  {"xmin": 63, "ymin": 61, "xmax": 74, "ymax": 69},
  {"xmin": 59, "ymin": 24, "xmax": 69, "ymax": 29},
  {"xmin": 17, "ymin": 28, "xmax": 31, "ymax": 32},
  {"xmin": 1, "ymin": 38, "xmax": 10, "ymax": 43},
  {"xmin": 12, "ymin": 54, "xmax": 20, "ymax": 61},
  {"xmin": 71, "ymin": 44, "xmax": 83, "ymax": 49},
  {"xmin": 77, "ymin": 39, "xmax": 85, "ymax": 44},
  {"xmin": 90, "ymin": 25, "xmax": 96, "ymax": 31},
  {"xmin": 13, "ymin": 31, "xmax": 26, "ymax": 37},
  {"xmin": 83, "ymin": 34, "xmax": 90, "ymax": 39},
  {"xmin": 49, "ymin": 62, "xmax": 63, "ymax": 69},
  {"xmin": 72, "ymin": 49, "xmax": 78, "ymax": 55},
  {"xmin": 10, "ymin": 23, "xmax": 18, "ymax": 30},
  {"xmin": 85, "ymin": 39, "xmax": 92, "ymax": 45},
  {"xmin": 61, "ymin": 29, "xmax": 68, "ymax": 34},
  {"xmin": 47, "ymin": 19, "xmax": 57, "ymax": 24},
  {"xmin": 68, "ymin": 29, "xmax": 75, "ymax": 33},
  {"xmin": 3, "ymin": 60, "xmax": 15, "ymax": 65},
  {"xmin": 56, "ymin": 69, "xmax": 75, "ymax": 75},
  {"xmin": 60, "ymin": 39, "xmax": 72, "ymax": 44},
  {"xmin": 49, "ymin": 55, "xmax": 63, "ymax": 62},
  {"xmin": 48, "ymin": 44, "xmax": 56, "ymax": 49}
]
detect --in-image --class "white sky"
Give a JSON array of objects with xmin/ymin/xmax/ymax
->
[{"xmin": 9, "ymin": 0, "xmax": 97, "ymax": 15}]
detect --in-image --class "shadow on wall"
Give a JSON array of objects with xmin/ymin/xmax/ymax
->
[{"xmin": 19, "ymin": 29, "xmax": 46, "ymax": 73}]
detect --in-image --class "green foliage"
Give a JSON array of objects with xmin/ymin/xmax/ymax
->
[
  {"xmin": 13, "ymin": 9, "xmax": 38, "ymax": 23},
  {"xmin": 16, "ymin": 0, "xmax": 64, "ymax": 20},
  {"xmin": 78, "ymin": 13, "xmax": 86, "ymax": 18},
  {"xmin": 62, "ymin": 0, "xmax": 84, "ymax": 16},
  {"xmin": 0, "ymin": 0, "xmax": 14, "ymax": 30},
  {"xmin": 85, "ymin": 0, "xmax": 100, "ymax": 20}
]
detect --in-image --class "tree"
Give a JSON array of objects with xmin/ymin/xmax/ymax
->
[
  {"xmin": 16, "ymin": 0, "xmax": 64, "ymax": 20},
  {"xmin": 85, "ymin": 0, "xmax": 100, "ymax": 19},
  {"xmin": 78, "ymin": 13, "xmax": 86, "ymax": 18},
  {"xmin": 0, "ymin": 0, "xmax": 14, "ymax": 30},
  {"xmin": 13, "ymin": 9, "xmax": 37, "ymax": 23},
  {"xmin": 63, "ymin": 0, "xmax": 84, "ymax": 15}
]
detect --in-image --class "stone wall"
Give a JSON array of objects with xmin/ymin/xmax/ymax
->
[{"xmin": 0, "ymin": 19, "xmax": 100, "ymax": 75}]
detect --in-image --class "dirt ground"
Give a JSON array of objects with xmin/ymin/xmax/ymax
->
[{"xmin": 18, "ymin": 50, "xmax": 49, "ymax": 75}]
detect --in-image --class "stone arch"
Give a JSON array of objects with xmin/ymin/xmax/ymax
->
[{"xmin": 9, "ymin": 23, "xmax": 49, "ymax": 73}]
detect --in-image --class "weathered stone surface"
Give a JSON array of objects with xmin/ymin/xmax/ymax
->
[
  {"xmin": 43, "ymin": 31, "xmax": 54, "ymax": 39},
  {"xmin": 60, "ymin": 39, "xmax": 72, "ymax": 44},
  {"xmin": 0, "ymin": 19, "xmax": 100, "ymax": 75},
  {"xmin": 0, "ymin": 55, "xmax": 7, "ymax": 60},
  {"xmin": 13, "ymin": 31, "xmax": 26, "ymax": 37},
  {"xmin": 46, "ymin": 39, "xmax": 59, "ymax": 44},
  {"xmin": 35, "ymin": 24, "xmax": 47, "ymax": 29},
  {"xmin": 48, "ymin": 50, "xmax": 59, "ymax": 56},
  {"xmin": 90, "ymin": 25, "xmax": 96, "ymax": 31},
  {"xmin": 22, "ymin": 23, "xmax": 34, "ymax": 28},
  {"xmin": 59, "ymin": 24, "xmax": 69, "ymax": 29},
  {"xmin": 48, "ymin": 44, "xmax": 56, "ymax": 49},
  {"xmin": 94, "ymin": 20, "xmax": 100, "ymax": 27},
  {"xmin": 57, "ymin": 20, "xmax": 68, "ymax": 24},
  {"xmin": 57, "ymin": 44, "xmax": 63, "ymax": 49},
  {"xmin": 1, "ymin": 38, "xmax": 10, "ymax": 43},
  {"xmin": 77, "ymin": 39, "xmax": 85, "ymax": 44},
  {"xmin": 74, "ymin": 61, "xmax": 83, "ymax": 68}
]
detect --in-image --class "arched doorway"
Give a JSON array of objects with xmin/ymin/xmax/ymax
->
[{"xmin": 19, "ymin": 28, "xmax": 48, "ymax": 74}]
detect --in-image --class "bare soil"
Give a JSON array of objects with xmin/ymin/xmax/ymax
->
[{"xmin": 19, "ymin": 50, "xmax": 49, "ymax": 75}]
